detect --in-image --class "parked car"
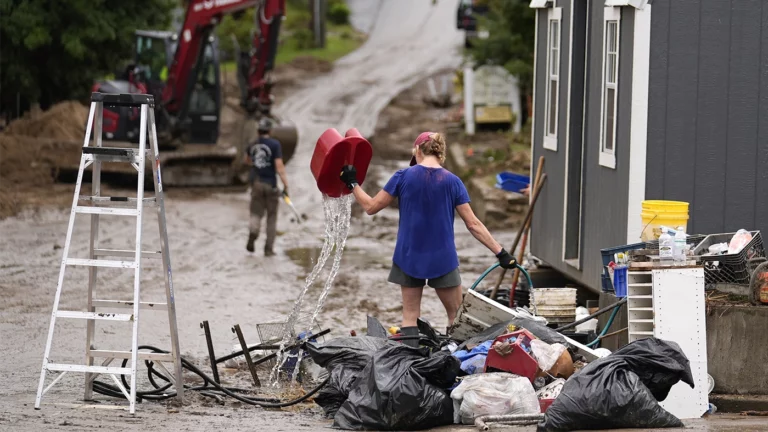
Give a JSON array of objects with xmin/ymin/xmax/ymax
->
[{"xmin": 456, "ymin": 0, "xmax": 489, "ymax": 48}]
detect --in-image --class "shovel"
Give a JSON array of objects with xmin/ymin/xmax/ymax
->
[{"xmin": 282, "ymin": 191, "xmax": 303, "ymax": 223}]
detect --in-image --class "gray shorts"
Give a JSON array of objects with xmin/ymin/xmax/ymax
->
[{"xmin": 388, "ymin": 263, "xmax": 462, "ymax": 289}]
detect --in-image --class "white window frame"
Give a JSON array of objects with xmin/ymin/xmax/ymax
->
[
  {"xmin": 543, "ymin": 7, "xmax": 562, "ymax": 151},
  {"xmin": 599, "ymin": 7, "xmax": 621, "ymax": 169}
]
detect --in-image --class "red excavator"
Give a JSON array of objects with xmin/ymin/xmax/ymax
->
[{"xmin": 92, "ymin": 0, "xmax": 298, "ymax": 186}]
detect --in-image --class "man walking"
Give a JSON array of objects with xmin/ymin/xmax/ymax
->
[{"xmin": 245, "ymin": 118, "xmax": 289, "ymax": 256}]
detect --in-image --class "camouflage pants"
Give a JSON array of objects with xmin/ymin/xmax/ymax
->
[{"xmin": 249, "ymin": 181, "xmax": 279, "ymax": 252}]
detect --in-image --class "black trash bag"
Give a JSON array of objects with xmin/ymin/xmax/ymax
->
[
  {"xmin": 305, "ymin": 336, "xmax": 394, "ymax": 417},
  {"xmin": 333, "ymin": 345, "xmax": 460, "ymax": 430},
  {"xmin": 366, "ymin": 315, "xmax": 389, "ymax": 339},
  {"xmin": 457, "ymin": 317, "xmax": 570, "ymax": 350},
  {"xmin": 538, "ymin": 338, "xmax": 694, "ymax": 431}
]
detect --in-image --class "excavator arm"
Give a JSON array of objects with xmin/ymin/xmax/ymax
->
[{"xmin": 163, "ymin": 0, "xmax": 285, "ymax": 118}]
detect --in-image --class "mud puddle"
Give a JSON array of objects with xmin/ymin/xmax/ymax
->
[{"xmin": 285, "ymin": 246, "xmax": 385, "ymax": 273}]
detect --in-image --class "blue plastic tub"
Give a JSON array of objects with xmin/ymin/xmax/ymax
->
[
  {"xmin": 495, "ymin": 172, "xmax": 530, "ymax": 193},
  {"xmin": 613, "ymin": 266, "xmax": 628, "ymax": 298}
]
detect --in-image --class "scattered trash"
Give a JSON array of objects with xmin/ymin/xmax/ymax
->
[
  {"xmin": 452, "ymin": 340, "xmax": 492, "ymax": 375},
  {"xmin": 451, "ymin": 373, "xmax": 540, "ymax": 425},
  {"xmin": 530, "ymin": 339, "xmax": 567, "ymax": 371},
  {"xmin": 484, "ymin": 330, "xmax": 539, "ymax": 382},
  {"xmin": 729, "ymin": 229, "xmax": 754, "ymax": 254},
  {"xmin": 333, "ymin": 345, "xmax": 460, "ymax": 430},
  {"xmin": 538, "ymin": 338, "xmax": 694, "ymax": 431}
]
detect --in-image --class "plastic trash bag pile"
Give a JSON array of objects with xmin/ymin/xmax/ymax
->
[
  {"xmin": 538, "ymin": 338, "xmax": 694, "ymax": 431},
  {"xmin": 305, "ymin": 314, "xmax": 693, "ymax": 432},
  {"xmin": 306, "ymin": 336, "xmax": 460, "ymax": 430}
]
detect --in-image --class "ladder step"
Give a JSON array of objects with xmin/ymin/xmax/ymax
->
[
  {"xmin": 82, "ymin": 151, "xmax": 144, "ymax": 164},
  {"xmin": 56, "ymin": 311, "xmax": 133, "ymax": 321},
  {"xmin": 79, "ymin": 196, "xmax": 157, "ymax": 208},
  {"xmin": 65, "ymin": 258, "xmax": 138, "ymax": 269},
  {"xmin": 46, "ymin": 363, "xmax": 132, "ymax": 375},
  {"xmin": 92, "ymin": 300, "xmax": 168, "ymax": 311},
  {"xmin": 93, "ymin": 249, "xmax": 162, "ymax": 259},
  {"xmin": 89, "ymin": 350, "xmax": 174, "ymax": 362},
  {"xmin": 75, "ymin": 206, "xmax": 139, "ymax": 216}
]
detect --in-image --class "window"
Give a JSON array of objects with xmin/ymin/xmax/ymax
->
[
  {"xmin": 543, "ymin": 7, "xmax": 562, "ymax": 151},
  {"xmin": 600, "ymin": 7, "xmax": 621, "ymax": 168}
]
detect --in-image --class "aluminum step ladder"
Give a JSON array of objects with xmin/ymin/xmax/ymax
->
[{"xmin": 35, "ymin": 92, "xmax": 183, "ymax": 413}]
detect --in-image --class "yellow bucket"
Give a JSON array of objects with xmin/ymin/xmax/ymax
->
[{"xmin": 641, "ymin": 200, "xmax": 689, "ymax": 241}]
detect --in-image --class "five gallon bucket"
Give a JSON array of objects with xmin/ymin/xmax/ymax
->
[
  {"xmin": 310, "ymin": 128, "xmax": 373, "ymax": 198},
  {"xmin": 640, "ymin": 200, "xmax": 689, "ymax": 241}
]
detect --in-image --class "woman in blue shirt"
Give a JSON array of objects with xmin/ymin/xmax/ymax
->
[{"xmin": 340, "ymin": 132, "xmax": 516, "ymax": 345}]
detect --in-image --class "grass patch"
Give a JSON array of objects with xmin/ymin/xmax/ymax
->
[{"xmin": 222, "ymin": 24, "xmax": 365, "ymax": 72}]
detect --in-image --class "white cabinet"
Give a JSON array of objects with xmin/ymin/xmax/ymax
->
[{"xmin": 626, "ymin": 267, "xmax": 709, "ymax": 419}]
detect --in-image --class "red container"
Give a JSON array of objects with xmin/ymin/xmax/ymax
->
[
  {"xmin": 310, "ymin": 128, "xmax": 373, "ymax": 198},
  {"xmin": 483, "ymin": 329, "xmax": 539, "ymax": 383},
  {"xmin": 539, "ymin": 398, "xmax": 554, "ymax": 413}
]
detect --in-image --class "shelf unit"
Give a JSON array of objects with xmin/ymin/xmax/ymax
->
[{"xmin": 626, "ymin": 267, "xmax": 709, "ymax": 419}]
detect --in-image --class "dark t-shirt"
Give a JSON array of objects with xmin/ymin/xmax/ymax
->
[
  {"xmin": 383, "ymin": 165, "xmax": 471, "ymax": 279},
  {"xmin": 246, "ymin": 136, "xmax": 282, "ymax": 187}
]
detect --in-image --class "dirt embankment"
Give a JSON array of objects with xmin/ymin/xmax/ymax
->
[
  {"xmin": 0, "ymin": 57, "xmax": 335, "ymax": 220},
  {"xmin": 0, "ymin": 102, "xmax": 91, "ymax": 218}
]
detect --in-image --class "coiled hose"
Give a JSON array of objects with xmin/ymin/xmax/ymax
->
[
  {"xmin": 91, "ymin": 345, "xmax": 328, "ymax": 407},
  {"xmin": 469, "ymin": 262, "xmax": 536, "ymax": 314}
]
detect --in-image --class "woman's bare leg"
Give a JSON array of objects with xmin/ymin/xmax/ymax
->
[
  {"xmin": 400, "ymin": 286, "xmax": 424, "ymax": 327},
  {"xmin": 435, "ymin": 285, "xmax": 463, "ymax": 325}
]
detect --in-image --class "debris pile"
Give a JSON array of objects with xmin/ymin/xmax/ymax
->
[{"xmin": 306, "ymin": 315, "xmax": 695, "ymax": 431}]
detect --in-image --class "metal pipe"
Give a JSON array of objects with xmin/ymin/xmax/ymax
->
[
  {"xmin": 232, "ymin": 324, "xmax": 261, "ymax": 387},
  {"xmin": 200, "ymin": 321, "xmax": 220, "ymax": 384},
  {"xmin": 215, "ymin": 328, "xmax": 330, "ymax": 364},
  {"xmin": 555, "ymin": 297, "xmax": 627, "ymax": 332},
  {"xmin": 474, "ymin": 414, "xmax": 545, "ymax": 431}
]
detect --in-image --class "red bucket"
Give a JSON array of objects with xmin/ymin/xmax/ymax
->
[{"xmin": 310, "ymin": 128, "xmax": 373, "ymax": 197}]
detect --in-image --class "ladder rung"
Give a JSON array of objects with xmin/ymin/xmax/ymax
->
[
  {"xmin": 92, "ymin": 300, "xmax": 168, "ymax": 311},
  {"xmin": 56, "ymin": 311, "xmax": 133, "ymax": 321},
  {"xmin": 46, "ymin": 363, "xmax": 132, "ymax": 375},
  {"xmin": 79, "ymin": 196, "xmax": 157, "ymax": 207},
  {"xmin": 89, "ymin": 350, "xmax": 173, "ymax": 362},
  {"xmin": 83, "ymin": 152, "xmax": 142, "ymax": 164},
  {"xmin": 75, "ymin": 206, "xmax": 139, "ymax": 216},
  {"xmin": 93, "ymin": 249, "xmax": 162, "ymax": 259},
  {"xmin": 65, "ymin": 258, "xmax": 138, "ymax": 269}
]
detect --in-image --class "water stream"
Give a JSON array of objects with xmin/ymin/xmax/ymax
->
[{"xmin": 270, "ymin": 194, "xmax": 354, "ymax": 385}]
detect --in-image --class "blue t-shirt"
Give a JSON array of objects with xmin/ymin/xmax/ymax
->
[
  {"xmin": 246, "ymin": 136, "xmax": 283, "ymax": 187},
  {"xmin": 383, "ymin": 165, "xmax": 471, "ymax": 279}
]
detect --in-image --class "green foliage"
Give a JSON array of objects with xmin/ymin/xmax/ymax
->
[
  {"xmin": 327, "ymin": 2, "xmax": 351, "ymax": 25},
  {"xmin": 291, "ymin": 29, "xmax": 316, "ymax": 50},
  {"xmin": 466, "ymin": 0, "xmax": 536, "ymax": 95},
  {"xmin": 217, "ymin": 9, "xmax": 255, "ymax": 59},
  {"xmin": 0, "ymin": 0, "xmax": 175, "ymax": 110}
]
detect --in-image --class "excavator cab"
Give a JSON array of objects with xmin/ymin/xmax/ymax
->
[
  {"xmin": 134, "ymin": 30, "xmax": 222, "ymax": 145},
  {"xmin": 95, "ymin": 30, "xmax": 222, "ymax": 145}
]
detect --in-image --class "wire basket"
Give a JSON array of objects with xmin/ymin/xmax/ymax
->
[{"xmin": 692, "ymin": 231, "xmax": 766, "ymax": 287}]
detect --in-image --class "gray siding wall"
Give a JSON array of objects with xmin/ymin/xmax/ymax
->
[
  {"xmin": 531, "ymin": 1, "xmax": 571, "ymax": 282},
  {"xmin": 531, "ymin": 0, "xmax": 634, "ymax": 291},
  {"xmin": 646, "ymin": 0, "xmax": 768, "ymax": 235}
]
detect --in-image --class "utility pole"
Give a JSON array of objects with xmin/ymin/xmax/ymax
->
[{"xmin": 311, "ymin": 0, "xmax": 326, "ymax": 48}]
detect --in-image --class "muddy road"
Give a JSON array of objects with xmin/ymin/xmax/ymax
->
[{"xmin": 0, "ymin": 1, "xmax": 509, "ymax": 430}]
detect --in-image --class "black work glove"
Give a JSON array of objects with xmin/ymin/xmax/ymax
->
[
  {"xmin": 496, "ymin": 248, "xmax": 517, "ymax": 269},
  {"xmin": 340, "ymin": 165, "xmax": 358, "ymax": 190}
]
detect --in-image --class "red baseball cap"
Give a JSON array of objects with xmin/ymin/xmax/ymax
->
[{"xmin": 410, "ymin": 131, "xmax": 435, "ymax": 166}]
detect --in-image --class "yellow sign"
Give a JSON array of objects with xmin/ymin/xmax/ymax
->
[{"xmin": 475, "ymin": 105, "xmax": 513, "ymax": 123}]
